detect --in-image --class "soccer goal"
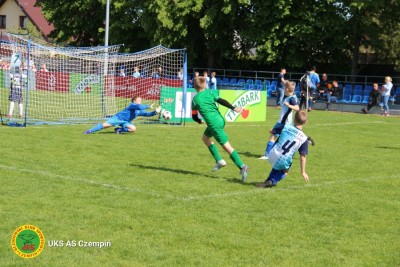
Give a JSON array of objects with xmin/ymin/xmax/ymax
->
[{"xmin": 0, "ymin": 34, "xmax": 187, "ymax": 126}]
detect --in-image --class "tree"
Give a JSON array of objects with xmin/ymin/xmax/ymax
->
[
  {"xmin": 140, "ymin": 0, "xmax": 252, "ymax": 68},
  {"xmin": 366, "ymin": 0, "xmax": 400, "ymax": 72},
  {"xmin": 36, "ymin": 0, "xmax": 400, "ymax": 74},
  {"xmin": 242, "ymin": 0, "xmax": 352, "ymax": 72},
  {"xmin": 36, "ymin": 0, "xmax": 105, "ymax": 46}
]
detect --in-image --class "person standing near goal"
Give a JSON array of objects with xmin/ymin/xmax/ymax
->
[
  {"xmin": 7, "ymin": 66, "xmax": 26, "ymax": 118},
  {"xmin": 84, "ymin": 96, "xmax": 161, "ymax": 134},
  {"xmin": 191, "ymin": 76, "xmax": 249, "ymax": 182}
]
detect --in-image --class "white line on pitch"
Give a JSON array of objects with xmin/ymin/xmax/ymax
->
[
  {"xmin": 312, "ymin": 121, "xmax": 386, "ymax": 126},
  {"xmin": 0, "ymin": 165, "xmax": 178, "ymax": 200},
  {"xmin": 1, "ymin": 165, "xmax": 398, "ymax": 201}
]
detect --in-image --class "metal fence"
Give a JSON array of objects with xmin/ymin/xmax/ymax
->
[{"xmin": 188, "ymin": 67, "xmax": 400, "ymax": 88}]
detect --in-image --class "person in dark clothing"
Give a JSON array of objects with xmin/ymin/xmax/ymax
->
[
  {"xmin": 318, "ymin": 73, "xmax": 330, "ymax": 101},
  {"xmin": 325, "ymin": 80, "xmax": 343, "ymax": 110},
  {"xmin": 299, "ymin": 71, "xmax": 312, "ymax": 110},
  {"xmin": 362, "ymin": 83, "xmax": 382, "ymax": 114}
]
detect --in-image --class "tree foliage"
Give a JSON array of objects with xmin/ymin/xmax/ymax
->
[{"xmin": 36, "ymin": 0, "xmax": 400, "ymax": 73}]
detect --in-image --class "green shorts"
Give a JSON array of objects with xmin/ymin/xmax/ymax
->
[{"xmin": 204, "ymin": 121, "xmax": 228, "ymax": 145}]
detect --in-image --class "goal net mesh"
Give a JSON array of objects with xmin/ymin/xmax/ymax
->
[{"xmin": 0, "ymin": 34, "xmax": 185, "ymax": 125}]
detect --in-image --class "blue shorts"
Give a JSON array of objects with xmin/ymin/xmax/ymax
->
[
  {"xmin": 271, "ymin": 122, "xmax": 284, "ymax": 135},
  {"xmin": 106, "ymin": 117, "xmax": 133, "ymax": 128}
]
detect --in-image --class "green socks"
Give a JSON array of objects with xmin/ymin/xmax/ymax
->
[
  {"xmin": 230, "ymin": 150, "xmax": 244, "ymax": 169},
  {"xmin": 208, "ymin": 144, "xmax": 222, "ymax": 162}
]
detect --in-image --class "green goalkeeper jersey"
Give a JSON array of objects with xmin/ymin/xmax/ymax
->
[{"xmin": 192, "ymin": 90, "xmax": 224, "ymax": 128}]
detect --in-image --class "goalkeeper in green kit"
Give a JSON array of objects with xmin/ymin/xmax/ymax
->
[{"xmin": 191, "ymin": 76, "xmax": 249, "ymax": 181}]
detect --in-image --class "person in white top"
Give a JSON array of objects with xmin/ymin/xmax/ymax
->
[
  {"xmin": 381, "ymin": 76, "xmax": 393, "ymax": 116},
  {"xmin": 210, "ymin": 72, "xmax": 217, "ymax": 89},
  {"xmin": 178, "ymin": 69, "xmax": 183, "ymax": 80},
  {"xmin": 132, "ymin": 67, "xmax": 140, "ymax": 78},
  {"xmin": 203, "ymin": 71, "xmax": 210, "ymax": 89},
  {"xmin": 40, "ymin": 64, "xmax": 49, "ymax": 72}
]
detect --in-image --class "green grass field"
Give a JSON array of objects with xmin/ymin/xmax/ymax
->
[{"xmin": 0, "ymin": 108, "xmax": 399, "ymax": 266}]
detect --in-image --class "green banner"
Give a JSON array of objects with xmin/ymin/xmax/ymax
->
[
  {"xmin": 160, "ymin": 86, "xmax": 196, "ymax": 123},
  {"xmin": 218, "ymin": 90, "xmax": 266, "ymax": 122},
  {"xmin": 69, "ymin": 73, "xmax": 102, "ymax": 95},
  {"xmin": 159, "ymin": 88, "xmax": 265, "ymax": 123}
]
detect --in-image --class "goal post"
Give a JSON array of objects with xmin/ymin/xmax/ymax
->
[{"xmin": 0, "ymin": 34, "xmax": 187, "ymax": 126}]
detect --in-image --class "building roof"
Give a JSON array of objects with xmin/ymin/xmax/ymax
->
[{"xmin": 3, "ymin": 0, "xmax": 54, "ymax": 39}]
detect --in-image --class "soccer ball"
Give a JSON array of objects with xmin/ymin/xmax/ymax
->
[{"xmin": 162, "ymin": 110, "xmax": 172, "ymax": 120}]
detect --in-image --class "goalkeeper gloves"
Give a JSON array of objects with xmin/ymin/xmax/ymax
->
[{"xmin": 156, "ymin": 106, "xmax": 162, "ymax": 114}]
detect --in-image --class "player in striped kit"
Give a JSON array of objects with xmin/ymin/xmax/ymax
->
[
  {"xmin": 7, "ymin": 66, "xmax": 26, "ymax": 118},
  {"xmin": 259, "ymin": 81, "xmax": 299, "ymax": 160},
  {"xmin": 257, "ymin": 110, "xmax": 310, "ymax": 188}
]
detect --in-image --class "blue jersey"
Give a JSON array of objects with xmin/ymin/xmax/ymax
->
[
  {"xmin": 113, "ymin": 103, "xmax": 156, "ymax": 121},
  {"xmin": 276, "ymin": 73, "xmax": 285, "ymax": 89},
  {"xmin": 277, "ymin": 95, "xmax": 298, "ymax": 125},
  {"xmin": 309, "ymin": 72, "xmax": 320, "ymax": 90},
  {"xmin": 268, "ymin": 124, "xmax": 308, "ymax": 170}
]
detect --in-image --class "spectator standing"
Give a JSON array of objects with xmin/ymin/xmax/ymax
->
[
  {"xmin": 132, "ymin": 67, "xmax": 140, "ymax": 78},
  {"xmin": 192, "ymin": 71, "xmax": 199, "ymax": 83},
  {"xmin": 119, "ymin": 68, "xmax": 126, "ymax": 77},
  {"xmin": 157, "ymin": 66, "xmax": 163, "ymax": 78},
  {"xmin": 21, "ymin": 62, "xmax": 27, "ymax": 72},
  {"xmin": 203, "ymin": 71, "xmax": 210, "ymax": 89},
  {"xmin": 362, "ymin": 83, "xmax": 382, "ymax": 114},
  {"xmin": 178, "ymin": 69, "xmax": 183, "ymax": 80},
  {"xmin": 276, "ymin": 68, "xmax": 287, "ymax": 107},
  {"xmin": 40, "ymin": 64, "xmax": 49, "ymax": 72},
  {"xmin": 189, "ymin": 71, "xmax": 200, "ymax": 87},
  {"xmin": 299, "ymin": 71, "xmax": 314, "ymax": 110},
  {"xmin": 210, "ymin": 72, "xmax": 217, "ymax": 90},
  {"xmin": 152, "ymin": 66, "xmax": 163, "ymax": 78},
  {"xmin": 308, "ymin": 66, "xmax": 320, "ymax": 111},
  {"xmin": 381, "ymin": 76, "xmax": 393, "ymax": 116}
]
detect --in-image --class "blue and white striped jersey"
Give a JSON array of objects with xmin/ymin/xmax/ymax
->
[
  {"xmin": 268, "ymin": 124, "xmax": 308, "ymax": 170},
  {"xmin": 277, "ymin": 95, "xmax": 298, "ymax": 125}
]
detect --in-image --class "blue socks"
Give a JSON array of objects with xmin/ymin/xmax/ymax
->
[
  {"xmin": 264, "ymin": 141, "xmax": 274, "ymax": 157},
  {"xmin": 87, "ymin": 123, "xmax": 104, "ymax": 133},
  {"xmin": 267, "ymin": 169, "xmax": 287, "ymax": 185}
]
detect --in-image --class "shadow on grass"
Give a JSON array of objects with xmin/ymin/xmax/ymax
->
[
  {"xmin": 130, "ymin": 163, "xmax": 221, "ymax": 179},
  {"xmin": 238, "ymin": 151, "xmax": 263, "ymax": 158},
  {"xmin": 376, "ymin": 146, "xmax": 400, "ymax": 150},
  {"xmin": 129, "ymin": 163, "xmax": 255, "ymax": 186},
  {"xmin": 226, "ymin": 178, "xmax": 262, "ymax": 187}
]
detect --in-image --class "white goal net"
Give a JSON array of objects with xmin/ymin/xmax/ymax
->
[{"xmin": 0, "ymin": 34, "xmax": 186, "ymax": 126}]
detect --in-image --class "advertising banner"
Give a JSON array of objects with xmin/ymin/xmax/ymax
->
[
  {"xmin": 218, "ymin": 90, "xmax": 266, "ymax": 122},
  {"xmin": 160, "ymin": 87, "xmax": 198, "ymax": 123},
  {"xmin": 160, "ymin": 88, "xmax": 265, "ymax": 123}
]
